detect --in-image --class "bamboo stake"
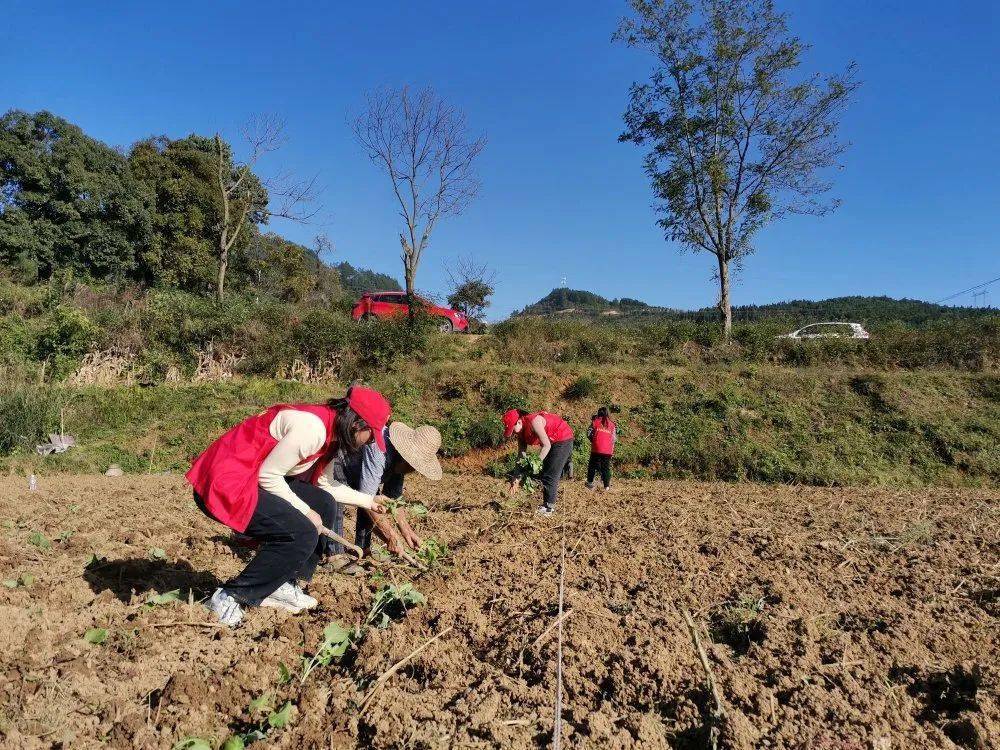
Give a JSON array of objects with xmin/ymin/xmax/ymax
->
[
  {"xmin": 358, "ymin": 626, "xmax": 453, "ymax": 714},
  {"xmin": 681, "ymin": 607, "xmax": 728, "ymax": 750}
]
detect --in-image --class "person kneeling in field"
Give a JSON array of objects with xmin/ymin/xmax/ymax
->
[
  {"xmin": 502, "ymin": 408, "xmax": 574, "ymax": 517},
  {"xmin": 341, "ymin": 422, "xmax": 443, "ymax": 558},
  {"xmin": 186, "ymin": 386, "xmax": 391, "ymax": 627}
]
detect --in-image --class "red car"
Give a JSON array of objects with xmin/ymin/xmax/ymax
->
[{"xmin": 351, "ymin": 291, "xmax": 469, "ymax": 333}]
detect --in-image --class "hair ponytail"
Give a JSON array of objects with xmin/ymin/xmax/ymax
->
[
  {"xmin": 596, "ymin": 406, "xmax": 610, "ymax": 427},
  {"xmin": 326, "ymin": 388, "xmax": 369, "ymax": 454}
]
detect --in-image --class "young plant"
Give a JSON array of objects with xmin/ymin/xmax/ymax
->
[
  {"xmin": 416, "ymin": 538, "xmax": 449, "ymax": 569},
  {"xmin": 28, "ymin": 532, "xmax": 51, "ymax": 550},
  {"xmin": 147, "ymin": 589, "xmax": 183, "ymax": 606},
  {"xmin": 84, "ymin": 627, "xmax": 109, "ymax": 645},
  {"xmin": 367, "ymin": 582, "xmax": 426, "ymax": 629},
  {"xmin": 515, "ymin": 453, "xmax": 544, "ymax": 494},
  {"xmin": 300, "ymin": 621, "xmax": 360, "ymax": 684}
]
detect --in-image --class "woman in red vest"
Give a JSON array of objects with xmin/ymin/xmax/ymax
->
[
  {"xmin": 186, "ymin": 386, "xmax": 390, "ymax": 627},
  {"xmin": 502, "ymin": 408, "xmax": 574, "ymax": 516},
  {"xmin": 586, "ymin": 406, "xmax": 617, "ymax": 491}
]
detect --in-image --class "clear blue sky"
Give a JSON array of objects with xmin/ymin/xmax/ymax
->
[{"xmin": 3, "ymin": 1, "xmax": 998, "ymax": 318}]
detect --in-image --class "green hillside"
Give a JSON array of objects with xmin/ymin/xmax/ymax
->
[{"xmin": 517, "ymin": 288, "xmax": 994, "ymax": 327}]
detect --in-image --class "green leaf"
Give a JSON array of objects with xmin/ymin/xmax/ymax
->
[
  {"xmin": 249, "ymin": 690, "xmax": 274, "ymax": 714},
  {"xmin": 149, "ymin": 547, "xmax": 167, "ymax": 560},
  {"xmin": 322, "ymin": 621, "xmax": 351, "ymax": 643},
  {"xmin": 410, "ymin": 503, "xmax": 428, "ymax": 518},
  {"xmin": 28, "ymin": 532, "xmax": 51, "ymax": 550},
  {"xmin": 172, "ymin": 740, "xmax": 212, "ymax": 750},
  {"xmin": 84, "ymin": 627, "xmax": 108, "ymax": 644},
  {"xmin": 3, "ymin": 579, "xmax": 18, "ymax": 589},
  {"xmin": 19, "ymin": 573, "xmax": 35, "ymax": 587},
  {"xmin": 242, "ymin": 729, "xmax": 267, "ymax": 742},
  {"xmin": 277, "ymin": 661, "xmax": 292, "ymax": 684},
  {"xmin": 85, "ymin": 553, "xmax": 106, "ymax": 568},
  {"xmin": 148, "ymin": 589, "xmax": 182, "ymax": 605},
  {"xmin": 267, "ymin": 701, "xmax": 293, "ymax": 729},
  {"xmin": 57, "ymin": 530, "xmax": 73, "ymax": 542},
  {"xmin": 220, "ymin": 737, "xmax": 245, "ymax": 750}
]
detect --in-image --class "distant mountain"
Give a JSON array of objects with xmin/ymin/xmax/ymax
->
[
  {"xmin": 333, "ymin": 262, "xmax": 402, "ymax": 296},
  {"xmin": 515, "ymin": 288, "xmax": 995, "ymax": 327}
]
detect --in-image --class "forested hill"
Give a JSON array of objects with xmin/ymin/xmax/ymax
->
[{"xmin": 516, "ymin": 288, "xmax": 994, "ymax": 326}]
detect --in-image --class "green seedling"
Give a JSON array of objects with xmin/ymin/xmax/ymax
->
[
  {"xmin": 57, "ymin": 530, "xmax": 73, "ymax": 543},
  {"xmin": 301, "ymin": 621, "xmax": 359, "ymax": 684},
  {"xmin": 277, "ymin": 661, "xmax": 292, "ymax": 685},
  {"xmin": 410, "ymin": 502, "xmax": 429, "ymax": 518},
  {"xmin": 20, "ymin": 573, "xmax": 35, "ymax": 587},
  {"xmin": 515, "ymin": 453, "xmax": 544, "ymax": 494},
  {"xmin": 86, "ymin": 553, "xmax": 107, "ymax": 568},
  {"xmin": 367, "ymin": 582, "xmax": 426, "ymax": 629},
  {"xmin": 267, "ymin": 702, "xmax": 293, "ymax": 729},
  {"xmin": 249, "ymin": 691, "xmax": 274, "ymax": 714},
  {"xmin": 2, "ymin": 580, "xmax": 17, "ymax": 589},
  {"xmin": 28, "ymin": 532, "xmax": 51, "ymax": 550},
  {"xmin": 172, "ymin": 739, "xmax": 211, "ymax": 750},
  {"xmin": 147, "ymin": 589, "xmax": 183, "ymax": 606},
  {"xmin": 84, "ymin": 627, "xmax": 108, "ymax": 645},
  {"xmin": 149, "ymin": 547, "xmax": 167, "ymax": 560},
  {"xmin": 220, "ymin": 737, "xmax": 246, "ymax": 750},
  {"xmin": 416, "ymin": 538, "xmax": 449, "ymax": 568}
]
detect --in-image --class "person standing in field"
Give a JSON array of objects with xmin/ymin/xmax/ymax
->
[
  {"xmin": 502, "ymin": 408, "xmax": 574, "ymax": 517},
  {"xmin": 586, "ymin": 406, "xmax": 616, "ymax": 491},
  {"xmin": 340, "ymin": 422, "xmax": 443, "ymax": 558},
  {"xmin": 186, "ymin": 386, "xmax": 391, "ymax": 627}
]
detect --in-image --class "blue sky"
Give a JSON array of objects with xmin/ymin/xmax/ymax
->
[{"xmin": 3, "ymin": 1, "xmax": 998, "ymax": 318}]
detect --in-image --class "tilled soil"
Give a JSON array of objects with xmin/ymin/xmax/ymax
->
[{"xmin": 0, "ymin": 474, "xmax": 997, "ymax": 749}]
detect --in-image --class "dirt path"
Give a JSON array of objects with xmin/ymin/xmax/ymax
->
[{"xmin": 0, "ymin": 475, "xmax": 997, "ymax": 749}]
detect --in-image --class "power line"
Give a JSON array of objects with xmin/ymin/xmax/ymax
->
[{"xmin": 935, "ymin": 274, "xmax": 1000, "ymax": 305}]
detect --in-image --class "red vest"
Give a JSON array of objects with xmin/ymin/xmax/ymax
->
[
  {"xmin": 185, "ymin": 404, "xmax": 336, "ymax": 532},
  {"xmin": 523, "ymin": 412, "xmax": 574, "ymax": 445},
  {"xmin": 590, "ymin": 417, "xmax": 616, "ymax": 456}
]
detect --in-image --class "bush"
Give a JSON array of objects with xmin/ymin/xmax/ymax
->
[
  {"xmin": 0, "ymin": 383, "xmax": 60, "ymax": 455},
  {"xmin": 564, "ymin": 374, "xmax": 598, "ymax": 400}
]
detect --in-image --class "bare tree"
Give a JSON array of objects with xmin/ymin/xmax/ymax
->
[
  {"xmin": 353, "ymin": 86, "xmax": 486, "ymax": 313},
  {"xmin": 215, "ymin": 114, "xmax": 320, "ymax": 300},
  {"xmin": 618, "ymin": 0, "xmax": 859, "ymax": 338}
]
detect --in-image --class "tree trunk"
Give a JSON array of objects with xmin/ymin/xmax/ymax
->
[
  {"xmin": 717, "ymin": 254, "xmax": 732, "ymax": 341},
  {"xmin": 404, "ymin": 258, "xmax": 416, "ymax": 324},
  {"xmin": 217, "ymin": 243, "xmax": 228, "ymax": 302}
]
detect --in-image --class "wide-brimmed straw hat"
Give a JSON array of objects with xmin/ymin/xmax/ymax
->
[{"xmin": 388, "ymin": 422, "xmax": 443, "ymax": 481}]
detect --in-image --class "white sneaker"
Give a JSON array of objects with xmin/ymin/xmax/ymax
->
[
  {"xmin": 207, "ymin": 587, "xmax": 244, "ymax": 627},
  {"xmin": 291, "ymin": 584, "xmax": 318, "ymax": 610},
  {"xmin": 536, "ymin": 506, "xmax": 555, "ymax": 517},
  {"xmin": 260, "ymin": 582, "xmax": 304, "ymax": 613}
]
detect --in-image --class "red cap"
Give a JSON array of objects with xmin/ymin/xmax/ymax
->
[
  {"xmin": 502, "ymin": 409, "xmax": 521, "ymax": 438},
  {"xmin": 349, "ymin": 387, "xmax": 391, "ymax": 452}
]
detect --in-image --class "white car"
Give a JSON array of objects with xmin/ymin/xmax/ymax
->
[{"xmin": 778, "ymin": 322, "xmax": 871, "ymax": 340}]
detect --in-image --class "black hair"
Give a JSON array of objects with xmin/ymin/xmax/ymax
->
[
  {"xmin": 327, "ymin": 388, "xmax": 371, "ymax": 455},
  {"xmin": 595, "ymin": 406, "xmax": 610, "ymax": 426}
]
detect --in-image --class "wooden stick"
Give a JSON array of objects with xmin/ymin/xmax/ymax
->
[
  {"xmin": 147, "ymin": 621, "xmax": 225, "ymax": 630},
  {"xmin": 358, "ymin": 626, "xmax": 453, "ymax": 714},
  {"xmin": 553, "ymin": 521, "xmax": 566, "ymax": 750},
  {"xmin": 681, "ymin": 607, "xmax": 728, "ymax": 750},
  {"xmin": 530, "ymin": 609, "xmax": 574, "ymax": 650}
]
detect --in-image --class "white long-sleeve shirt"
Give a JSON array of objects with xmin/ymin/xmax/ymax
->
[{"xmin": 258, "ymin": 409, "xmax": 376, "ymax": 517}]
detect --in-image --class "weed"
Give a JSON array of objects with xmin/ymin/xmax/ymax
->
[
  {"xmin": 709, "ymin": 595, "xmax": 767, "ymax": 655},
  {"xmin": 367, "ymin": 583, "xmax": 426, "ymax": 629}
]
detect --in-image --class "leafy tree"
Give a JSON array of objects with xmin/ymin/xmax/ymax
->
[
  {"xmin": 334, "ymin": 261, "xmax": 402, "ymax": 296},
  {"xmin": 244, "ymin": 232, "xmax": 343, "ymax": 304},
  {"xmin": 128, "ymin": 135, "xmax": 236, "ymax": 292},
  {"xmin": 446, "ymin": 256, "xmax": 495, "ymax": 326},
  {"xmin": 0, "ymin": 110, "xmax": 151, "ymax": 281},
  {"xmin": 617, "ymin": 0, "xmax": 859, "ymax": 338}
]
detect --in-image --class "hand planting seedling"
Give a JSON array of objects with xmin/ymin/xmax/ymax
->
[
  {"xmin": 367, "ymin": 582, "xmax": 426, "ymax": 629},
  {"xmin": 512, "ymin": 453, "xmax": 543, "ymax": 494},
  {"xmin": 300, "ymin": 620, "xmax": 360, "ymax": 684},
  {"xmin": 416, "ymin": 538, "xmax": 449, "ymax": 569}
]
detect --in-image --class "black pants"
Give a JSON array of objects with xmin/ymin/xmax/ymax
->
[
  {"xmin": 587, "ymin": 453, "xmax": 612, "ymax": 488},
  {"xmin": 541, "ymin": 439, "xmax": 574, "ymax": 510},
  {"xmin": 196, "ymin": 479, "xmax": 336, "ymax": 606}
]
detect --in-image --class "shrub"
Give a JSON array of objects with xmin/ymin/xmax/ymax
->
[
  {"xmin": 0, "ymin": 383, "xmax": 60, "ymax": 455},
  {"xmin": 564, "ymin": 374, "xmax": 598, "ymax": 400}
]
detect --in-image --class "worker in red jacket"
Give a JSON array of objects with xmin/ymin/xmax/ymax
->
[
  {"xmin": 186, "ymin": 386, "xmax": 392, "ymax": 626},
  {"xmin": 586, "ymin": 406, "xmax": 617, "ymax": 491},
  {"xmin": 502, "ymin": 408, "xmax": 574, "ymax": 516}
]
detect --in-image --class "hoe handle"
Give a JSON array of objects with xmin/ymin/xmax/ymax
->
[{"xmin": 318, "ymin": 526, "xmax": 363, "ymax": 560}]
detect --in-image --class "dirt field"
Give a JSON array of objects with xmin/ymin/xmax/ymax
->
[{"xmin": 1, "ymin": 473, "xmax": 997, "ymax": 749}]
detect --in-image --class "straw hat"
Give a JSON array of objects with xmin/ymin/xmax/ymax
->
[{"xmin": 388, "ymin": 422, "xmax": 443, "ymax": 481}]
